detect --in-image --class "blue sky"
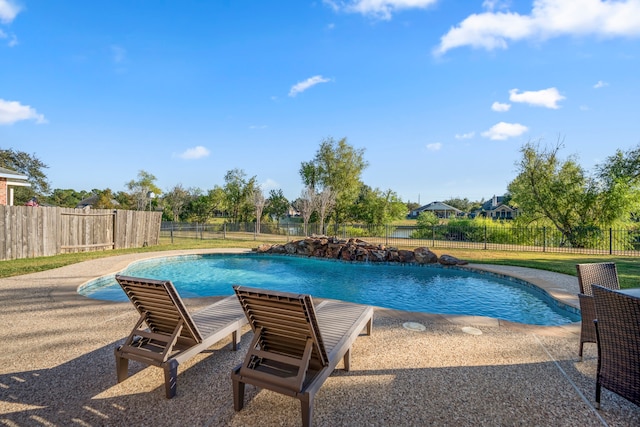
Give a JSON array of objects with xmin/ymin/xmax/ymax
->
[{"xmin": 2, "ymin": 0, "xmax": 640, "ymax": 204}]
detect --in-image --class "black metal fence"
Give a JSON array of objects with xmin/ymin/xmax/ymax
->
[{"xmin": 160, "ymin": 221, "xmax": 640, "ymax": 256}]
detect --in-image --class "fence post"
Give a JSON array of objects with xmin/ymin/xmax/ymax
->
[
  {"xmin": 223, "ymin": 223, "xmax": 227, "ymax": 239},
  {"xmin": 171, "ymin": 222, "xmax": 174, "ymax": 244},
  {"xmin": 543, "ymin": 227, "xmax": 546, "ymax": 252},
  {"xmin": 609, "ymin": 227, "xmax": 613, "ymax": 255},
  {"xmin": 484, "ymin": 225, "xmax": 487, "ymax": 250},
  {"xmin": 385, "ymin": 224, "xmax": 389, "ymax": 246},
  {"xmin": 432, "ymin": 225, "xmax": 435, "ymax": 247}
]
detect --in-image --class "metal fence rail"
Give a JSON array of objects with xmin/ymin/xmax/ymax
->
[{"xmin": 160, "ymin": 221, "xmax": 640, "ymax": 256}]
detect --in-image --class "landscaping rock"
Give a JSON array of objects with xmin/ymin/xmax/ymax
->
[{"xmin": 256, "ymin": 236, "xmax": 466, "ymax": 266}]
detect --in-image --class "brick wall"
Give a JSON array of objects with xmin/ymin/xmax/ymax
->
[{"xmin": 0, "ymin": 178, "xmax": 7, "ymax": 206}]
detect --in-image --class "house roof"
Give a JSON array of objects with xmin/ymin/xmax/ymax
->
[
  {"xmin": 414, "ymin": 201, "xmax": 462, "ymax": 213},
  {"xmin": 0, "ymin": 166, "xmax": 30, "ymax": 187}
]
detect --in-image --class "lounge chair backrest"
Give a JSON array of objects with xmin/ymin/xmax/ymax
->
[
  {"xmin": 116, "ymin": 275, "xmax": 203, "ymax": 345},
  {"xmin": 233, "ymin": 285, "xmax": 328, "ymax": 368},
  {"xmin": 576, "ymin": 262, "xmax": 619, "ymax": 296}
]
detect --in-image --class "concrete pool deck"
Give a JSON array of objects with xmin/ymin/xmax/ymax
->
[{"xmin": 1, "ymin": 249, "xmax": 638, "ymax": 426}]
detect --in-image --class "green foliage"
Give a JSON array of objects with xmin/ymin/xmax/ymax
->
[
  {"xmin": 223, "ymin": 169, "xmax": 257, "ymax": 223},
  {"xmin": 411, "ymin": 211, "xmax": 439, "ymax": 238},
  {"xmin": 299, "ymin": 137, "xmax": 368, "ymax": 224},
  {"xmin": 126, "ymin": 170, "xmax": 161, "ymax": 211},
  {"xmin": 0, "ymin": 148, "xmax": 50, "ymax": 203},
  {"xmin": 44, "ymin": 188, "xmax": 92, "ymax": 207},
  {"xmin": 266, "ymin": 189, "xmax": 289, "ymax": 219},
  {"xmin": 351, "ymin": 185, "xmax": 407, "ymax": 226},
  {"xmin": 442, "ymin": 197, "xmax": 482, "ymax": 213}
]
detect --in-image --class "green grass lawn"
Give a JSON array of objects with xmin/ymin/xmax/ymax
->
[{"xmin": 0, "ymin": 236, "xmax": 638, "ymax": 288}]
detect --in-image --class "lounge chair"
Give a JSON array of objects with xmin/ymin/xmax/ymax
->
[
  {"xmin": 115, "ymin": 274, "xmax": 248, "ymax": 398},
  {"xmin": 576, "ymin": 262, "xmax": 619, "ymax": 360},
  {"xmin": 592, "ymin": 285, "xmax": 640, "ymax": 408},
  {"xmin": 231, "ymin": 285, "xmax": 374, "ymax": 427}
]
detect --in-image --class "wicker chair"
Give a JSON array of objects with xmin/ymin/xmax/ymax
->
[
  {"xmin": 592, "ymin": 285, "xmax": 640, "ymax": 408},
  {"xmin": 576, "ymin": 262, "xmax": 620, "ymax": 359}
]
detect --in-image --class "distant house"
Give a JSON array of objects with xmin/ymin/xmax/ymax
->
[
  {"xmin": 76, "ymin": 194, "xmax": 120, "ymax": 209},
  {"xmin": 408, "ymin": 201, "xmax": 463, "ymax": 219},
  {"xmin": 474, "ymin": 195, "xmax": 518, "ymax": 220},
  {"xmin": 0, "ymin": 167, "xmax": 31, "ymax": 206}
]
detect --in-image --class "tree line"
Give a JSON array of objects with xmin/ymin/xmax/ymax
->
[{"xmin": 3, "ymin": 137, "xmax": 640, "ymax": 245}]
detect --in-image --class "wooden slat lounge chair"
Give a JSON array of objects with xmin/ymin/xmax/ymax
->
[
  {"xmin": 114, "ymin": 274, "xmax": 248, "ymax": 398},
  {"xmin": 231, "ymin": 285, "xmax": 374, "ymax": 427},
  {"xmin": 576, "ymin": 262, "xmax": 620, "ymax": 360},
  {"xmin": 592, "ymin": 285, "xmax": 640, "ymax": 409}
]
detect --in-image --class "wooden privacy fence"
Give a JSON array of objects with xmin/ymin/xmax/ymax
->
[{"xmin": 0, "ymin": 206, "xmax": 162, "ymax": 261}]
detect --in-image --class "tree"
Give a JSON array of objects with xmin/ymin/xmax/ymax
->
[
  {"xmin": 596, "ymin": 144, "xmax": 640, "ymax": 223},
  {"xmin": 0, "ymin": 148, "xmax": 50, "ymax": 203},
  {"xmin": 253, "ymin": 187, "xmax": 266, "ymax": 234},
  {"xmin": 45, "ymin": 188, "xmax": 91, "ymax": 207},
  {"xmin": 293, "ymin": 186, "xmax": 315, "ymax": 236},
  {"xmin": 223, "ymin": 169, "xmax": 257, "ymax": 222},
  {"xmin": 163, "ymin": 184, "xmax": 191, "ymax": 222},
  {"xmin": 315, "ymin": 187, "xmax": 335, "ymax": 234},
  {"xmin": 299, "ymin": 137, "xmax": 368, "ymax": 224},
  {"xmin": 185, "ymin": 186, "xmax": 226, "ymax": 223},
  {"xmin": 352, "ymin": 186, "xmax": 407, "ymax": 226},
  {"xmin": 508, "ymin": 140, "xmax": 619, "ymax": 247},
  {"xmin": 443, "ymin": 197, "xmax": 482, "ymax": 214},
  {"xmin": 126, "ymin": 170, "xmax": 161, "ymax": 211},
  {"xmin": 265, "ymin": 189, "xmax": 289, "ymax": 220}
]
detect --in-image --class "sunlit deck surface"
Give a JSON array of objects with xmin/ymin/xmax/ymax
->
[{"xmin": 1, "ymin": 249, "xmax": 638, "ymax": 426}]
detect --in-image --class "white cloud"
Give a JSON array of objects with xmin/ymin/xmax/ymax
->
[
  {"xmin": 426, "ymin": 142, "xmax": 442, "ymax": 151},
  {"xmin": 324, "ymin": 0, "xmax": 438, "ymax": 20},
  {"xmin": 491, "ymin": 101, "xmax": 511, "ymax": 112},
  {"xmin": 509, "ymin": 87, "xmax": 565, "ymax": 109},
  {"xmin": 580, "ymin": 105, "xmax": 590, "ymax": 111},
  {"xmin": 481, "ymin": 122, "xmax": 528, "ymax": 140},
  {"xmin": 594, "ymin": 80, "xmax": 609, "ymax": 88},
  {"xmin": 178, "ymin": 146, "xmax": 210, "ymax": 160},
  {"xmin": 0, "ymin": 99, "xmax": 47, "ymax": 125},
  {"xmin": 0, "ymin": 0, "xmax": 20, "ymax": 24},
  {"xmin": 455, "ymin": 131, "xmax": 475, "ymax": 140},
  {"xmin": 261, "ymin": 178, "xmax": 279, "ymax": 191},
  {"xmin": 434, "ymin": 0, "xmax": 640, "ymax": 55},
  {"xmin": 288, "ymin": 75, "xmax": 332, "ymax": 97}
]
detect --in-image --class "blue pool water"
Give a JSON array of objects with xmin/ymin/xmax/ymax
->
[{"xmin": 79, "ymin": 254, "xmax": 580, "ymax": 326}]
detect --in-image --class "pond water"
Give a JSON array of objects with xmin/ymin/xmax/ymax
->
[{"xmin": 78, "ymin": 254, "xmax": 580, "ymax": 326}]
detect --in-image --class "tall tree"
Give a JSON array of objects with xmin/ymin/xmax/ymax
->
[
  {"xmin": 163, "ymin": 184, "xmax": 192, "ymax": 222},
  {"xmin": 508, "ymin": 140, "xmax": 613, "ymax": 247},
  {"xmin": 0, "ymin": 148, "xmax": 50, "ymax": 203},
  {"xmin": 293, "ymin": 186, "xmax": 315, "ymax": 236},
  {"xmin": 253, "ymin": 187, "xmax": 266, "ymax": 234},
  {"xmin": 223, "ymin": 169, "xmax": 257, "ymax": 222},
  {"xmin": 265, "ymin": 189, "xmax": 290, "ymax": 220},
  {"xmin": 315, "ymin": 187, "xmax": 335, "ymax": 235},
  {"xmin": 352, "ymin": 186, "xmax": 407, "ymax": 226},
  {"xmin": 300, "ymin": 137, "xmax": 368, "ymax": 224},
  {"xmin": 126, "ymin": 170, "xmax": 161, "ymax": 211}
]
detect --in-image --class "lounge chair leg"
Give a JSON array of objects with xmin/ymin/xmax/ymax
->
[
  {"xmin": 232, "ymin": 376, "xmax": 245, "ymax": 411},
  {"xmin": 164, "ymin": 359, "xmax": 179, "ymax": 398},
  {"xmin": 300, "ymin": 394, "xmax": 314, "ymax": 427},
  {"xmin": 232, "ymin": 329, "xmax": 240, "ymax": 351},
  {"xmin": 115, "ymin": 349, "xmax": 129, "ymax": 383},
  {"xmin": 366, "ymin": 317, "xmax": 373, "ymax": 336},
  {"xmin": 343, "ymin": 348, "xmax": 351, "ymax": 371},
  {"xmin": 595, "ymin": 382, "xmax": 601, "ymax": 410},
  {"xmin": 578, "ymin": 342, "xmax": 584, "ymax": 361}
]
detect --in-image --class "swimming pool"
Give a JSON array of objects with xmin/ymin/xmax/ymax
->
[{"xmin": 78, "ymin": 253, "xmax": 580, "ymax": 326}]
